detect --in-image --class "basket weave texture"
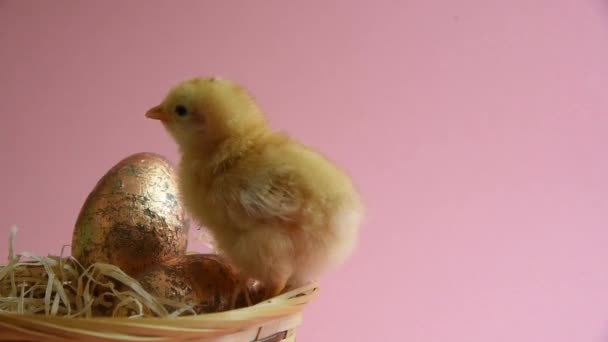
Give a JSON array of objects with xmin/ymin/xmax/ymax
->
[{"xmin": 0, "ymin": 282, "xmax": 318, "ymax": 342}]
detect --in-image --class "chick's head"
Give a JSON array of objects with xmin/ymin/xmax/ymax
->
[{"xmin": 146, "ymin": 77, "xmax": 267, "ymax": 149}]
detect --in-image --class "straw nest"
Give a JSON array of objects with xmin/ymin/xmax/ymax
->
[{"xmin": 0, "ymin": 228, "xmax": 318, "ymax": 341}]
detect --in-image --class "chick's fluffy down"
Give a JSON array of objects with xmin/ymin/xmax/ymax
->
[{"xmin": 146, "ymin": 77, "xmax": 363, "ymax": 296}]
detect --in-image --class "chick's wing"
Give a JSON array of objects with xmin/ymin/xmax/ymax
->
[{"xmin": 236, "ymin": 167, "xmax": 304, "ymax": 223}]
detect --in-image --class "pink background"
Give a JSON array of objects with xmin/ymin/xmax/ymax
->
[{"xmin": 1, "ymin": 0, "xmax": 608, "ymax": 341}]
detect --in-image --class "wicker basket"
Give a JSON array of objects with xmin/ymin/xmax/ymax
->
[{"xmin": 0, "ymin": 281, "xmax": 318, "ymax": 342}]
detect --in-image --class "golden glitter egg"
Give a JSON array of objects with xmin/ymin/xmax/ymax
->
[
  {"xmin": 132, "ymin": 254, "xmax": 265, "ymax": 315},
  {"xmin": 71, "ymin": 152, "xmax": 189, "ymax": 277}
]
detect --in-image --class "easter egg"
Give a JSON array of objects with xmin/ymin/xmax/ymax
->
[
  {"xmin": 132, "ymin": 254, "xmax": 264, "ymax": 314},
  {"xmin": 71, "ymin": 152, "xmax": 188, "ymax": 276}
]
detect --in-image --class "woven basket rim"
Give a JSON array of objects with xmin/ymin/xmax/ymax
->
[{"xmin": 0, "ymin": 282, "xmax": 318, "ymax": 341}]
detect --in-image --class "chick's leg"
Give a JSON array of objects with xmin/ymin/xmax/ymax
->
[
  {"xmin": 229, "ymin": 282, "xmax": 253, "ymax": 309},
  {"xmin": 229, "ymin": 228, "xmax": 295, "ymax": 301}
]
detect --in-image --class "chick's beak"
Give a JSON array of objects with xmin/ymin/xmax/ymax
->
[{"xmin": 145, "ymin": 104, "xmax": 168, "ymax": 121}]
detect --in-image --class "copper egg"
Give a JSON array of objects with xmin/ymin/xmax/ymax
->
[
  {"xmin": 71, "ymin": 152, "xmax": 189, "ymax": 277},
  {"xmin": 133, "ymin": 254, "xmax": 264, "ymax": 315}
]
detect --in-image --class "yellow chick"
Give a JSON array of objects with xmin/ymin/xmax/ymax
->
[{"xmin": 145, "ymin": 77, "xmax": 363, "ymax": 299}]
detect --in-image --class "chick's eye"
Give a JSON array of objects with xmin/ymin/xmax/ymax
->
[{"xmin": 174, "ymin": 105, "xmax": 188, "ymax": 116}]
